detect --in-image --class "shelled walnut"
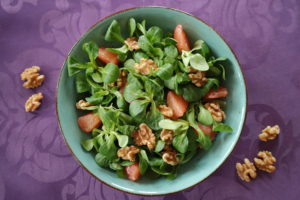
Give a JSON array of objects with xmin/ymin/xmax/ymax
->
[
  {"xmin": 117, "ymin": 146, "xmax": 140, "ymax": 162},
  {"xmin": 259, "ymin": 125, "xmax": 280, "ymax": 142},
  {"xmin": 25, "ymin": 92, "xmax": 43, "ymax": 112},
  {"xmin": 134, "ymin": 58, "xmax": 158, "ymax": 75},
  {"xmin": 124, "ymin": 37, "xmax": 140, "ymax": 51},
  {"xmin": 254, "ymin": 151, "xmax": 276, "ymax": 173},
  {"xmin": 160, "ymin": 129, "xmax": 174, "ymax": 144},
  {"xmin": 188, "ymin": 67, "xmax": 207, "ymax": 87},
  {"xmin": 76, "ymin": 100, "xmax": 92, "ymax": 110},
  {"xmin": 236, "ymin": 158, "xmax": 257, "ymax": 182},
  {"xmin": 204, "ymin": 102, "xmax": 226, "ymax": 122},
  {"xmin": 132, "ymin": 123, "xmax": 156, "ymax": 150},
  {"xmin": 162, "ymin": 146, "xmax": 179, "ymax": 166},
  {"xmin": 157, "ymin": 105, "xmax": 173, "ymax": 118},
  {"xmin": 21, "ymin": 66, "xmax": 45, "ymax": 89}
]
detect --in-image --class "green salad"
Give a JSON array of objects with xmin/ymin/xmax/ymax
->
[{"xmin": 67, "ymin": 18, "xmax": 233, "ymax": 181}]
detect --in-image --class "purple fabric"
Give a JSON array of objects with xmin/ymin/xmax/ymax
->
[{"xmin": 0, "ymin": 0, "xmax": 300, "ymax": 199}]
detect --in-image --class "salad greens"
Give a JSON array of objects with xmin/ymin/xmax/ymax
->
[{"xmin": 67, "ymin": 17, "xmax": 232, "ymax": 181}]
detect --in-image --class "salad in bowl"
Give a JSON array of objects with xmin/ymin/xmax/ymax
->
[{"xmin": 67, "ymin": 17, "xmax": 233, "ymax": 182}]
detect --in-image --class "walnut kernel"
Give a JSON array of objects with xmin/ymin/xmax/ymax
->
[
  {"xmin": 259, "ymin": 125, "xmax": 280, "ymax": 142},
  {"xmin": 134, "ymin": 58, "xmax": 158, "ymax": 75},
  {"xmin": 25, "ymin": 92, "xmax": 43, "ymax": 112},
  {"xmin": 117, "ymin": 146, "xmax": 140, "ymax": 162},
  {"xmin": 21, "ymin": 66, "xmax": 45, "ymax": 89},
  {"xmin": 124, "ymin": 37, "xmax": 140, "ymax": 51},
  {"xmin": 236, "ymin": 158, "xmax": 257, "ymax": 182},
  {"xmin": 160, "ymin": 129, "xmax": 174, "ymax": 144},
  {"xmin": 162, "ymin": 147, "xmax": 179, "ymax": 166},
  {"xmin": 204, "ymin": 102, "xmax": 225, "ymax": 122},
  {"xmin": 157, "ymin": 105, "xmax": 173, "ymax": 118},
  {"xmin": 76, "ymin": 100, "xmax": 92, "ymax": 110},
  {"xmin": 254, "ymin": 151, "xmax": 276, "ymax": 173},
  {"xmin": 188, "ymin": 67, "xmax": 207, "ymax": 87},
  {"xmin": 132, "ymin": 123, "xmax": 156, "ymax": 150}
]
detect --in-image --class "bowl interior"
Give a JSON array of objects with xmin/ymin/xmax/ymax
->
[{"xmin": 57, "ymin": 7, "xmax": 246, "ymax": 195}]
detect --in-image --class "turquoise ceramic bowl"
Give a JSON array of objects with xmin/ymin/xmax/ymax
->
[{"xmin": 56, "ymin": 7, "xmax": 247, "ymax": 195}]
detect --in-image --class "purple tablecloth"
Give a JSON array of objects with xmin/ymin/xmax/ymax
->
[{"xmin": 1, "ymin": 0, "xmax": 300, "ymax": 199}]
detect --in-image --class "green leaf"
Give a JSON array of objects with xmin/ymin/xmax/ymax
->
[
  {"xmin": 198, "ymin": 105, "xmax": 214, "ymax": 125},
  {"xmin": 189, "ymin": 53, "xmax": 209, "ymax": 71},
  {"xmin": 146, "ymin": 26, "xmax": 163, "ymax": 43},
  {"xmin": 138, "ymin": 35, "xmax": 153, "ymax": 55},
  {"xmin": 133, "ymin": 51, "xmax": 149, "ymax": 63},
  {"xmin": 144, "ymin": 103, "xmax": 164, "ymax": 130},
  {"xmin": 200, "ymin": 41, "xmax": 210, "ymax": 58},
  {"xmin": 123, "ymin": 74, "xmax": 144, "ymax": 102},
  {"xmin": 155, "ymin": 140, "xmax": 165, "ymax": 153},
  {"xmin": 104, "ymin": 20, "xmax": 124, "ymax": 42},
  {"xmin": 67, "ymin": 56, "xmax": 87, "ymax": 76},
  {"xmin": 82, "ymin": 41, "xmax": 99, "ymax": 63},
  {"xmin": 121, "ymin": 160, "xmax": 135, "ymax": 166},
  {"xmin": 107, "ymin": 45, "xmax": 128, "ymax": 55},
  {"xmin": 124, "ymin": 59, "xmax": 135, "ymax": 71},
  {"xmin": 219, "ymin": 64, "xmax": 226, "ymax": 80},
  {"xmin": 109, "ymin": 162, "xmax": 122, "ymax": 171},
  {"xmin": 182, "ymin": 50, "xmax": 192, "ymax": 67},
  {"xmin": 182, "ymin": 79, "xmax": 219, "ymax": 102},
  {"xmin": 172, "ymin": 134, "xmax": 189, "ymax": 153},
  {"xmin": 95, "ymin": 153, "xmax": 110, "ymax": 167},
  {"xmin": 155, "ymin": 63, "xmax": 176, "ymax": 80},
  {"xmin": 128, "ymin": 18, "xmax": 136, "ymax": 37},
  {"xmin": 192, "ymin": 40, "xmax": 204, "ymax": 51},
  {"xmin": 129, "ymin": 99, "xmax": 149, "ymax": 119},
  {"xmin": 213, "ymin": 123, "xmax": 233, "ymax": 133},
  {"xmin": 151, "ymin": 166, "xmax": 172, "ymax": 176},
  {"xmin": 91, "ymin": 71, "xmax": 102, "ymax": 83},
  {"xmin": 139, "ymin": 153, "xmax": 148, "ymax": 175},
  {"xmin": 187, "ymin": 105, "xmax": 212, "ymax": 150},
  {"xmin": 117, "ymin": 125, "xmax": 136, "ymax": 136},
  {"xmin": 140, "ymin": 149, "xmax": 149, "ymax": 162},
  {"xmin": 98, "ymin": 134, "xmax": 117, "ymax": 159},
  {"xmin": 158, "ymin": 119, "xmax": 189, "ymax": 134},
  {"xmin": 149, "ymin": 157, "xmax": 164, "ymax": 167},
  {"xmin": 81, "ymin": 139, "xmax": 94, "ymax": 151},
  {"xmin": 114, "ymin": 91, "xmax": 128, "ymax": 110},
  {"xmin": 162, "ymin": 37, "xmax": 177, "ymax": 46},
  {"xmin": 116, "ymin": 169, "xmax": 126, "ymax": 178},
  {"xmin": 116, "ymin": 134, "xmax": 129, "ymax": 147},
  {"xmin": 85, "ymin": 90, "xmax": 109, "ymax": 104},
  {"xmin": 164, "ymin": 45, "xmax": 178, "ymax": 58},
  {"xmin": 102, "ymin": 63, "xmax": 120, "ymax": 83},
  {"xmin": 98, "ymin": 106, "xmax": 119, "ymax": 129},
  {"xmin": 137, "ymin": 20, "xmax": 146, "ymax": 35},
  {"xmin": 75, "ymin": 73, "xmax": 90, "ymax": 93}
]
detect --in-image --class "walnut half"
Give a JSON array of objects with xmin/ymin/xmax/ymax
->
[
  {"xmin": 132, "ymin": 123, "xmax": 156, "ymax": 150},
  {"xmin": 134, "ymin": 58, "xmax": 158, "ymax": 75},
  {"xmin": 160, "ymin": 129, "xmax": 174, "ymax": 144},
  {"xmin": 124, "ymin": 37, "xmax": 140, "ymax": 51},
  {"xmin": 254, "ymin": 151, "xmax": 276, "ymax": 173},
  {"xmin": 236, "ymin": 158, "xmax": 257, "ymax": 182},
  {"xmin": 204, "ymin": 102, "xmax": 226, "ymax": 122},
  {"xmin": 259, "ymin": 125, "xmax": 280, "ymax": 142},
  {"xmin": 157, "ymin": 105, "xmax": 173, "ymax": 118},
  {"xmin": 21, "ymin": 66, "xmax": 45, "ymax": 89},
  {"xmin": 117, "ymin": 146, "xmax": 140, "ymax": 162},
  {"xmin": 76, "ymin": 100, "xmax": 92, "ymax": 110},
  {"xmin": 188, "ymin": 67, "xmax": 207, "ymax": 87},
  {"xmin": 25, "ymin": 92, "xmax": 43, "ymax": 112},
  {"xmin": 162, "ymin": 147, "xmax": 179, "ymax": 166}
]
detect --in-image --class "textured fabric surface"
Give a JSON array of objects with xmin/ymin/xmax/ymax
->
[{"xmin": 0, "ymin": 0, "xmax": 300, "ymax": 199}]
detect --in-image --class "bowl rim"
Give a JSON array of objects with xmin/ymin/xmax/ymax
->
[{"xmin": 55, "ymin": 6, "xmax": 248, "ymax": 196}]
